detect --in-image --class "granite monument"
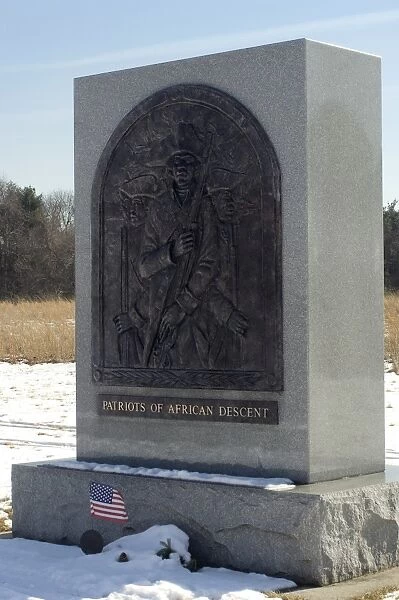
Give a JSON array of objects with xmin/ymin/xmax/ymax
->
[{"xmin": 13, "ymin": 38, "xmax": 399, "ymax": 586}]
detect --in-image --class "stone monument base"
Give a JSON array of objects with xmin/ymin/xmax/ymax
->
[{"xmin": 11, "ymin": 461, "xmax": 399, "ymax": 586}]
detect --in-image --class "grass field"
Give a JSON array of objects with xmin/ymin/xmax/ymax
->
[
  {"xmin": 0, "ymin": 294, "xmax": 398, "ymax": 369},
  {"xmin": 385, "ymin": 292, "xmax": 399, "ymax": 373},
  {"xmin": 0, "ymin": 298, "xmax": 75, "ymax": 363}
]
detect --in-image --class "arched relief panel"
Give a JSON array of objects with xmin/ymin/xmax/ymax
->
[{"xmin": 92, "ymin": 84, "xmax": 282, "ymax": 392}]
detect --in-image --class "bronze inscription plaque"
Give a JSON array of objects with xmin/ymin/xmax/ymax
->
[
  {"xmin": 98, "ymin": 395, "xmax": 279, "ymax": 424},
  {"xmin": 92, "ymin": 85, "xmax": 282, "ymax": 391}
]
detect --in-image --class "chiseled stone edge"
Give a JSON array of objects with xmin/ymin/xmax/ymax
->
[{"xmin": 317, "ymin": 486, "xmax": 399, "ymax": 584}]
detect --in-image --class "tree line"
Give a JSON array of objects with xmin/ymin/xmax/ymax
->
[
  {"xmin": 384, "ymin": 200, "xmax": 399, "ymax": 291},
  {"xmin": 0, "ymin": 176, "xmax": 398, "ymax": 298},
  {"xmin": 0, "ymin": 178, "xmax": 74, "ymax": 299}
]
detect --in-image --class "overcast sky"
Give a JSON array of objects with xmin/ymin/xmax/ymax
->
[{"xmin": 0, "ymin": 0, "xmax": 398, "ymax": 203}]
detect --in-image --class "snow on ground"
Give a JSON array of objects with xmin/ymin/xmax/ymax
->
[
  {"xmin": 385, "ymin": 362, "xmax": 399, "ymax": 469},
  {"xmin": 0, "ymin": 360, "xmax": 398, "ymax": 600},
  {"xmin": 0, "ymin": 524, "xmax": 295, "ymax": 600},
  {"xmin": 0, "ymin": 362, "xmax": 76, "ymax": 499}
]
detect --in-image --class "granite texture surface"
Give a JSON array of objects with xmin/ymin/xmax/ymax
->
[
  {"xmin": 305, "ymin": 40, "xmax": 384, "ymax": 482},
  {"xmin": 12, "ymin": 462, "xmax": 399, "ymax": 585},
  {"xmin": 75, "ymin": 38, "xmax": 383, "ymax": 483}
]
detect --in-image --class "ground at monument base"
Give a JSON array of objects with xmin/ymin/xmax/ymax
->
[
  {"xmin": 1, "ymin": 531, "xmax": 399, "ymax": 600},
  {"xmin": 0, "ymin": 533, "xmax": 399, "ymax": 600},
  {"xmin": 0, "ymin": 524, "xmax": 295, "ymax": 599},
  {"xmin": 267, "ymin": 565, "xmax": 399, "ymax": 599}
]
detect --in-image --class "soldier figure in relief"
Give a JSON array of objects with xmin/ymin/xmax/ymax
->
[
  {"xmin": 113, "ymin": 182, "xmax": 151, "ymax": 368},
  {"xmin": 114, "ymin": 123, "xmax": 250, "ymax": 371},
  {"xmin": 206, "ymin": 188, "xmax": 248, "ymax": 368},
  {"xmin": 137, "ymin": 123, "xmax": 219, "ymax": 369}
]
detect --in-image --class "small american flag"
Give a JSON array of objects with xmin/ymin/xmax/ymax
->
[{"xmin": 89, "ymin": 482, "xmax": 128, "ymax": 523}]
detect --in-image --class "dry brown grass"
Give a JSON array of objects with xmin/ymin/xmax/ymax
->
[
  {"xmin": 349, "ymin": 587, "xmax": 399, "ymax": 599},
  {"xmin": 263, "ymin": 592, "xmax": 306, "ymax": 599},
  {"xmin": 0, "ymin": 501, "xmax": 12, "ymax": 533},
  {"xmin": 385, "ymin": 292, "xmax": 399, "ymax": 373},
  {"xmin": 0, "ymin": 293, "xmax": 397, "ymax": 369},
  {"xmin": 263, "ymin": 586, "xmax": 399, "ymax": 599},
  {"xmin": 0, "ymin": 299, "xmax": 75, "ymax": 363}
]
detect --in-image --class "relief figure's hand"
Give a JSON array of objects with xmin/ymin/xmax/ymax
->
[
  {"xmin": 172, "ymin": 231, "xmax": 194, "ymax": 260},
  {"xmin": 113, "ymin": 313, "xmax": 133, "ymax": 334},
  {"xmin": 227, "ymin": 310, "xmax": 248, "ymax": 337},
  {"xmin": 159, "ymin": 303, "xmax": 185, "ymax": 343}
]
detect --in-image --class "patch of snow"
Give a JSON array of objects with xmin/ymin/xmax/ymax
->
[
  {"xmin": 50, "ymin": 459, "xmax": 295, "ymax": 490},
  {"xmin": 0, "ymin": 361, "xmax": 76, "ymax": 498},
  {"xmin": 0, "ymin": 524, "xmax": 296, "ymax": 599}
]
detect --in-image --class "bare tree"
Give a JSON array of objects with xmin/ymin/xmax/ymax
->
[
  {"xmin": 42, "ymin": 190, "xmax": 75, "ymax": 296},
  {"xmin": 0, "ymin": 181, "xmax": 75, "ymax": 298}
]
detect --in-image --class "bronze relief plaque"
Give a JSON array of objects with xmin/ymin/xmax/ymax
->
[{"xmin": 92, "ymin": 85, "xmax": 282, "ymax": 390}]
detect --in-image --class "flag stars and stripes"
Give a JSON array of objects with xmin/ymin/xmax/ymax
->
[{"xmin": 90, "ymin": 482, "xmax": 128, "ymax": 523}]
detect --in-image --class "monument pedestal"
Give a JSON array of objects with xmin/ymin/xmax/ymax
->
[{"xmin": 12, "ymin": 461, "xmax": 399, "ymax": 585}]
